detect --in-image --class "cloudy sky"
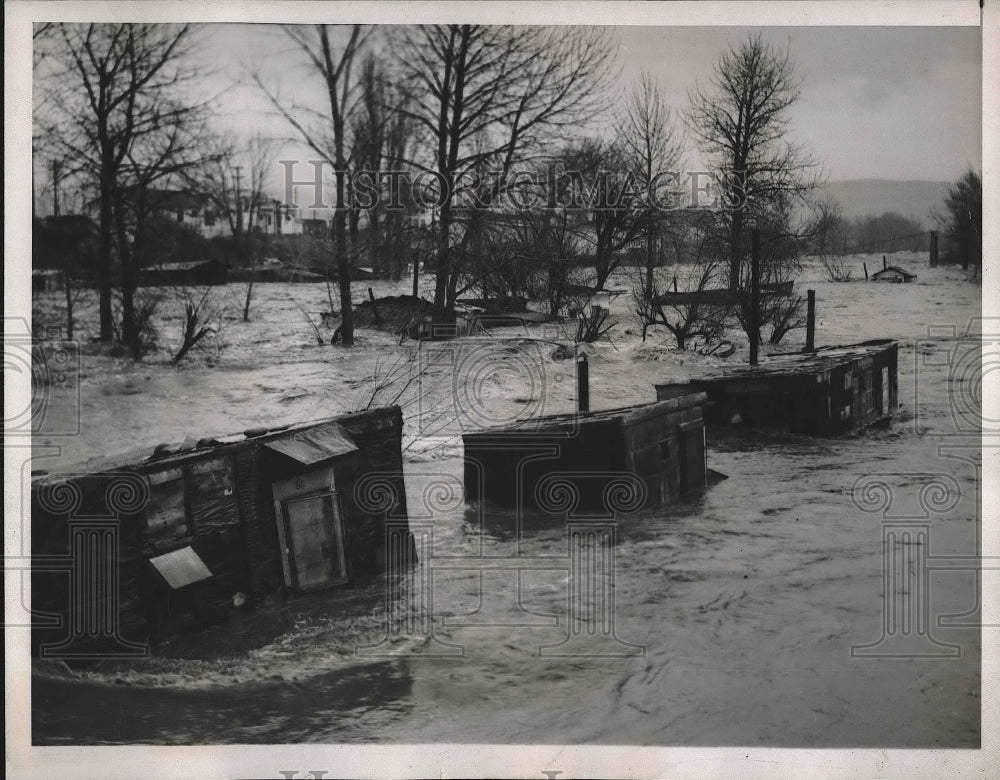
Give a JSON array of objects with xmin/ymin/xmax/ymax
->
[
  {"xmin": 29, "ymin": 17, "xmax": 983, "ymax": 211},
  {"xmin": 203, "ymin": 22, "xmax": 981, "ymax": 187},
  {"xmin": 616, "ymin": 25, "xmax": 982, "ymax": 181}
]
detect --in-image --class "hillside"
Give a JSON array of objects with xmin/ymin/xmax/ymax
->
[{"xmin": 820, "ymin": 179, "xmax": 949, "ymax": 224}]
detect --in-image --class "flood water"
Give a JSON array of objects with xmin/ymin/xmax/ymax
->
[{"xmin": 29, "ymin": 260, "xmax": 982, "ymax": 746}]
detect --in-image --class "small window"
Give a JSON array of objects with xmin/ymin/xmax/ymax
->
[
  {"xmin": 146, "ymin": 468, "xmax": 189, "ymax": 541},
  {"xmin": 149, "ymin": 546, "xmax": 212, "ymax": 589},
  {"xmin": 204, "ymin": 209, "xmax": 216, "ymax": 227},
  {"xmin": 861, "ymin": 368, "xmax": 875, "ymax": 412}
]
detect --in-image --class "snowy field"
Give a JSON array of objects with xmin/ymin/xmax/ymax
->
[{"xmin": 29, "ymin": 252, "xmax": 983, "ymax": 746}]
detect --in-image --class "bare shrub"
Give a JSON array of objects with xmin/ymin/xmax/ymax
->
[
  {"xmin": 767, "ymin": 295, "xmax": 806, "ymax": 344},
  {"xmin": 820, "ymin": 254, "xmax": 853, "ymax": 282},
  {"xmin": 575, "ymin": 303, "xmax": 614, "ymax": 344},
  {"xmin": 112, "ymin": 288, "xmax": 162, "ymax": 357},
  {"xmin": 633, "ymin": 263, "xmax": 728, "ymax": 351},
  {"xmin": 171, "ymin": 289, "xmax": 219, "ymax": 364},
  {"xmin": 291, "ymin": 298, "xmax": 327, "ymax": 346}
]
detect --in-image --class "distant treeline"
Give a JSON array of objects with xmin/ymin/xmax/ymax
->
[{"xmin": 816, "ymin": 210, "xmax": 928, "ymax": 256}]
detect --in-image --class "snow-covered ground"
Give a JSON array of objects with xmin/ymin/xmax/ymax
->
[{"xmin": 29, "ymin": 252, "xmax": 983, "ymax": 746}]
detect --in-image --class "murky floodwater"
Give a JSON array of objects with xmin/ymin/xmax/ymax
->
[{"xmin": 29, "ymin": 259, "xmax": 982, "ymax": 746}]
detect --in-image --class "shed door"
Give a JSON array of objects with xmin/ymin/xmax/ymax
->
[
  {"xmin": 282, "ymin": 492, "xmax": 348, "ymax": 591},
  {"xmin": 881, "ymin": 367, "xmax": 890, "ymax": 415},
  {"xmin": 678, "ymin": 421, "xmax": 707, "ymax": 493}
]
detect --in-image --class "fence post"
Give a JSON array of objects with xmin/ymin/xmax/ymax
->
[
  {"xmin": 930, "ymin": 231, "xmax": 939, "ymax": 267},
  {"xmin": 749, "ymin": 230, "xmax": 760, "ymax": 366},
  {"xmin": 806, "ymin": 289, "xmax": 816, "ymax": 352},
  {"xmin": 577, "ymin": 353, "xmax": 590, "ymax": 413}
]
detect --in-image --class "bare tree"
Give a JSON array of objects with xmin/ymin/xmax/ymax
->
[
  {"xmin": 563, "ymin": 139, "xmax": 646, "ymax": 291},
  {"xmin": 194, "ymin": 135, "xmax": 276, "ymax": 320},
  {"xmin": 617, "ymin": 71, "xmax": 684, "ymax": 301},
  {"xmin": 113, "ymin": 110, "xmax": 215, "ymax": 359},
  {"xmin": 685, "ymin": 33, "xmax": 821, "ymax": 290},
  {"xmin": 391, "ymin": 25, "xmax": 617, "ymax": 316},
  {"xmin": 347, "ymin": 52, "xmax": 420, "ymax": 281},
  {"xmin": 254, "ymin": 24, "xmax": 369, "ymax": 346},
  {"xmin": 935, "ymin": 167, "xmax": 982, "ymax": 273},
  {"xmin": 633, "ymin": 210, "xmax": 728, "ymax": 350},
  {"xmin": 37, "ymin": 23, "xmax": 206, "ymax": 343}
]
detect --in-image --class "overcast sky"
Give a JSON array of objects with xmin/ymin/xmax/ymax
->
[
  {"xmin": 31, "ymin": 21, "xmax": 983, "ymax": 210},
  {"xmin": 616, "ymin": 25, "xmax": 982, "ymax": 181},
  {"xmin": 201, "ymin": 23, "xmax": 981, "ymax": 188}
]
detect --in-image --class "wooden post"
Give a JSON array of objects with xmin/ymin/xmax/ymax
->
[
  {"xmin": 749, "ymin": 230, "xmax": 760, "ymax": 366},
  {"xmin": 883, "ymin": 255, "xmax": 887, "ymax": 270},
  {"xmin": 806, "ymin": 289, "xmax": 816, "ymax": 352},
  {"xmin": 930, "ymin": 231, "xmax": 939, "ymax": 267},
  {"xmin": 412, "ymin": 256, "xmax": 419, "ymax": 299},
  {"xmin": 577, "ymin": 353, "xmax": 589, "ymax": 413},
  {"xmin": 368, "ymin": 287, "xmax": 382, "ymax": 324},
  {"xmin": 863, "ymin": 262, "xmax": 869, "ymax": 280}
]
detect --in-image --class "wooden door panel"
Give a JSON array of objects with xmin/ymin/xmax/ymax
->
[{"xmin": 285, "ymin": 493, "xmax": 347, "ymax": 590}]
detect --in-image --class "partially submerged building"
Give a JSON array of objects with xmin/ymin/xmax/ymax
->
[
  {"xmin": 655, "ymin": 340, "xmax": 898, "ymax": 436},
  {"xmin": 137, "ymin": 259, "xmax": 229, "ymax": 286},
  {"xmin": 31, "ymin": 268, "xmax": 65, "ymax": 293},
  {"xmin": 31, "ymin": 407, "xmax": 413, "ymax": 656},
  {"xmin": 870, "ymin": 265, "xmax": 917, "ymax": 283},
  {"xmin": 462, "ymin": 396, "xmax": 709, "ymax": 513}
]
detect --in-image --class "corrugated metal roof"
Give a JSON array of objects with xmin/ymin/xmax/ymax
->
[
  {"xmin": 264, "ymin": 421, "xmax": 359, "ymax": 465},
  {"xmin": 150, "ymin": 546, "xmax": 213, "ymax": 589}
]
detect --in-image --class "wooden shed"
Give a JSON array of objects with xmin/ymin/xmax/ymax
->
[
  {"xmin": 462, "ymin": 395, "xmax": 709, "ymax": 513},
  {"xmin": 32, "ymin": 268, "xmax": 65, "ymax": 293},
  {"xmin": 138, "ymin": 259, "xmax": 229, "ymax": 286},
  {"xmin": 654, "ymin": 340, "xmax": 898, "ymax": 436},
  {"xmin": 30, "ymin": 407, "xmax": 413, "ymax": 656},
  {"xmin": 870, "ymin": 265, "xmax": 916, "ymax": 283}
]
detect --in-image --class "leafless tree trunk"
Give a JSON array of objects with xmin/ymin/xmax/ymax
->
[
  {"xmin": 617, "ymin": 71, "xmax": 684, "ymax": 301},
  {"xmin": 254, "ymin": 25, "xmax": 368, "ymax": 346},
  {"xmin": 392, "ymin": 25, "xmax": 616, "ymax": 317},
  {"xmin": 560, "ymin": 139, "xmax": 646, "ymax": 291},
  {"xmin": 194, "ymin": 135, "xmax": 275, "ymax": 321},
  {"xmin": 685, "ymin": 33, "xmax": 821, "ymax": 290},
  {"xmin": 38, "ymin": 24, "xmax": 205, "ymax": 343}
]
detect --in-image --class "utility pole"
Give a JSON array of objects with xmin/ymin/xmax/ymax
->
[
  {"xmin": 749, "ymin": 230, "xmax": 761, "ymax": 366},
  {"xmin": 51, "ymin": 159, "xmax": 61, "ymax": 216},
  {"xmin": 234, "ymin": 165, "xmax": 243, "ymax": 238}
]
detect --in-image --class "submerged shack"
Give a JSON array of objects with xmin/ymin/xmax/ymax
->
[
  {"xmin": 655, "ymin": 340, "xmax": 898, "ymax": 436},
  {"xmin": 137, "ymin": 259, "xmax": 229, "ymax": 286},
  {"xmin": 31, "ymin": 407, "xmax": 412, "ymax": 656},
  {"xmin": 463, "ymin": 395, "xmax": 708, "ymax": 512},
  {"xmin": 870, "ymin": 265, "xmax": 917, "ymax": 283}
]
